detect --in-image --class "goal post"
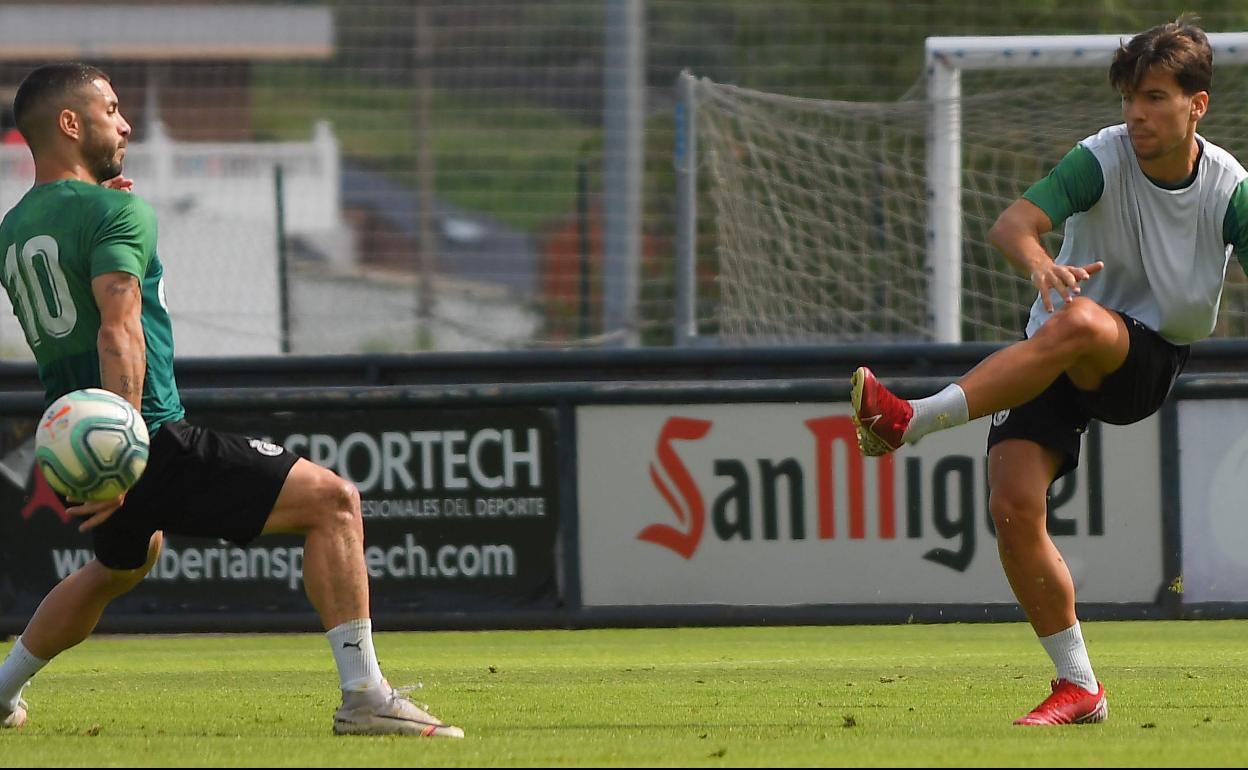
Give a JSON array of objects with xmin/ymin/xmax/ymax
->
[
  {"xmin": 926, "ymin": 32, "xmax": 1248, "ymax": 343},
  {"xmin": 679, "ymin": 31, "xmax": 1248, "ymax": 347}
]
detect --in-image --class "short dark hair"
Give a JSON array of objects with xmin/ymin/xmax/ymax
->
[
  {"xmin": 1109, "ymin": 14, "xmax": 1212, "ymax": 95},
  {"xmin": 12, "ymin": 62, "xmax": 111, "ymax": 148}
]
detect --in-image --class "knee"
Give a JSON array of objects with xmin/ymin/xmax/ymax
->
[
  {"xmin": 106, "ymin": 531, "xmax": 164, "ymax": 595},
  {"xmin": 312, "ymin": 473, "xmax": 362, "ymax": 535},
  {"xmin": 95, "ymin": 564, "xmax": 153, "ymax": 603},
  {"xmin": 989, "ymin": 489, "xmax": 1046, "ymax": 543},
  {"xmin": 1039, "ymin": 298, "xmax": 1115, "ymax": 350},
  {"xmin": 101, "ymin": 569, "xmax": 144, "ymax": 597}
]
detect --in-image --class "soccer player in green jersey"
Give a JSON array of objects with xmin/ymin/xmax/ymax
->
[
  {"xmin": 852, "ymin": 17, "xmax": 1248, "ymax": 724},
  {"xmin": 0, "ymin": 63, "xmax": 463, "ymax": 738}
]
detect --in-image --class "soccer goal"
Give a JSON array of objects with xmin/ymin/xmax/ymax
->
[{"xmin": 675, "ymin": 32, "xmax": 1248, "ymax": 346}]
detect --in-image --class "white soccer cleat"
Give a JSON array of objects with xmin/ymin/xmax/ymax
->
[
  {"xmin": 1, "ymin": 698, "xmax": 28, "ymax": 729},
  {"xmin": 333, "ymin": 683, "xmax": 464, "ymax": 738}
]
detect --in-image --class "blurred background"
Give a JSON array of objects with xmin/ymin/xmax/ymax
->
[{"xmin": 3, "ymin": 0, "xmax": 1248, "ymax": 357}]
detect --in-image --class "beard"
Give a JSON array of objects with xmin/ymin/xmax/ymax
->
[
  {"xmin": 83, "ymin": 126, "xmax": 123, "ymax": 182},
  {"xmin": 88, "ymin": 146, "xmax": 123, "ymax": 183}
]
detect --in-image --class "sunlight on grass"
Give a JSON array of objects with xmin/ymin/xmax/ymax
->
[{"xmin": 2, "ymin": 622, "xmax": 1248, "ymax": 766}]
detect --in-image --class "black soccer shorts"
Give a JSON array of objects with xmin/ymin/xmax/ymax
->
[
  {"xmin": 986, "ymin": 310, "xmax": 1189, "ymax": 480},
  {"xmin": 90, "ymin": 420, "xmax": 299, "ymax": 570}
]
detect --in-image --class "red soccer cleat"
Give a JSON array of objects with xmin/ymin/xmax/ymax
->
[
  {"xmin": 850, "ymin": 366, "xmax": 913, "ymax": 456},
  {"xmin": 1013, "ymin": 679, "xmax": 1108, "ymax": 725}
]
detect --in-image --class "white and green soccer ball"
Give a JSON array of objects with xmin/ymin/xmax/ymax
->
[{"xmin": 35, "ymin": 388, "xmax": 150, "ymax": 502}]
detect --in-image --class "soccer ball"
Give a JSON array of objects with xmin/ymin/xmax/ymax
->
[{"xmin": 35, "ymin": 388, "xmax": 150, "ymax": 502}]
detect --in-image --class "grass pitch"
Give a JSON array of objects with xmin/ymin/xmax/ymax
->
[{"xmin": 2, "ymin": 620, "xmax": 1247, "ymax": 767}]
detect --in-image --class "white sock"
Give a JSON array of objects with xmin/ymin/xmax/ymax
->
[
  {"xmin": 0, "ymin": 638, "xmax": 48, "ymax": 711},
  {"xmin": 1039, "ymin": 623, "xmax": 1098, "ymax": 694},
  {"xmin": 901, "ymin": 384, "xmax": 969, "ymax": 443},
  {"xmin": 326, "ymin": 619, "xmax": 384, "ymax": 695}
]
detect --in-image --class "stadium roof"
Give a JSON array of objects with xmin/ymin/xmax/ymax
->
[{"xmin": 0, "ymin": 4, "xmax": 333, "ymax": 60}]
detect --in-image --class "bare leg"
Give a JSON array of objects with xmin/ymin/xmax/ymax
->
[
  {"xmin": 958, "ymin": 299, "xmax": 1130, "ymax": 420},
  {"xmin": 259, "ymin": 459, "xmax": 462, "ymax": 736},
  {"xmin": 21, "ymin": 531, "xmax": 163, "ymax": 659},
  {"xmin": 991, "ymin": 440, "xmax": 1106, "ymax": 721},
  {"xmin": 988, "ymin": 440, "xmax": 1075, "ymax": 635},
  {"xmin": 261, "ymin": 458, "xmax": 367, "ymax": 630}
]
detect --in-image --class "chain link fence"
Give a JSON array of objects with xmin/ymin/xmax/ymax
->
[{"xmin": 1, "ymin": 0, "xmax": 1246, "ymax": 355}]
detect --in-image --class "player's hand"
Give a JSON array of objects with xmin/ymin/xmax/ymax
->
[
  {"xmin": 1030, "ymin": 259, "xmax": 1104, "ymax": 313},
  {"xmin": 100, "ymin": 175, "xmax": 134, "ymax": 192},
  {"xmin": 66, "ymin": 493, "xmax": 126, "ymax": 533}
]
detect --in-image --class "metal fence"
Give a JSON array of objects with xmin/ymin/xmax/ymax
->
[{"xmin": 2, "ymin": 0, "xmax": 1247, "ymax": 354}]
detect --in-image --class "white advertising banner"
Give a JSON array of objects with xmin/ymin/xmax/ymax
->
[
  {"xmin": 1177, "ymin": 400, "xmax": 1248, "ymax": 602},
  {"xmin": 577, "ymin": 403, "xmax": 1162, "ymax": 607}
]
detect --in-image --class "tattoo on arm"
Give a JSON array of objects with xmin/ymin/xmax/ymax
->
[
  {"xmin": 107, "ymin": 280, "xmax": 135, "ymax": 296},
  {"xmin": 118, "ymin": 375, "xmax": 132, "ymax": 396}
]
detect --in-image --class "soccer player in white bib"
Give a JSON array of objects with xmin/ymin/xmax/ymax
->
[{"xmin": 852, "ymin": 16, "xmax": 1248, "ymax": 725}]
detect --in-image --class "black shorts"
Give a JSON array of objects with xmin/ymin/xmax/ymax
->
[
  {"xmin": 986, "ymin": 311, "xmax": 1189, "ymax": 480},
  {"xmin": 91, "ymin": 420, "xmax": 299, "ymax": 570}
]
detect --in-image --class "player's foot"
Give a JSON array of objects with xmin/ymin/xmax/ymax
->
[
  {"xmin": 333, "ymin": 682, "xmax": 464, "ymax": 738},
  {"xmin": 1013, "ymin": 679, "xmax": 1107, "ymax": 725},
  {"xmin": 850, "ymin": 367, "xmax": 913, "ymax": 456},
  {"xmin": 1, "ymin": 698, "xmax": 27, "ymax": 729}
]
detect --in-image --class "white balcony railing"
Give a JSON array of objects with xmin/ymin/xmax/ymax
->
[
  {"xmin": 0, "ymin": 120, "xmax": 341, "ymax": 236},
  {"xmin": 0, "ymin": 122, "xmax": 347, "ymax": 358}
]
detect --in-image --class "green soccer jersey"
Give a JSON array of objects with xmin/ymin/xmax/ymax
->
[{"xmin": 0, "ymin": 179, "xmax": 184, "ymax": 430}]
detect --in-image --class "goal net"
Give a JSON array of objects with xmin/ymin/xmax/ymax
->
[{"xmin": 686, "ymin": 33, "xmax": 1248, "ymax": 344}]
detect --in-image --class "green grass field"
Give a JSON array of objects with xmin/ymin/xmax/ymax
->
[{"xmin": 2, "ymin": 621, "xmax": 1247, "ymax": 767}]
